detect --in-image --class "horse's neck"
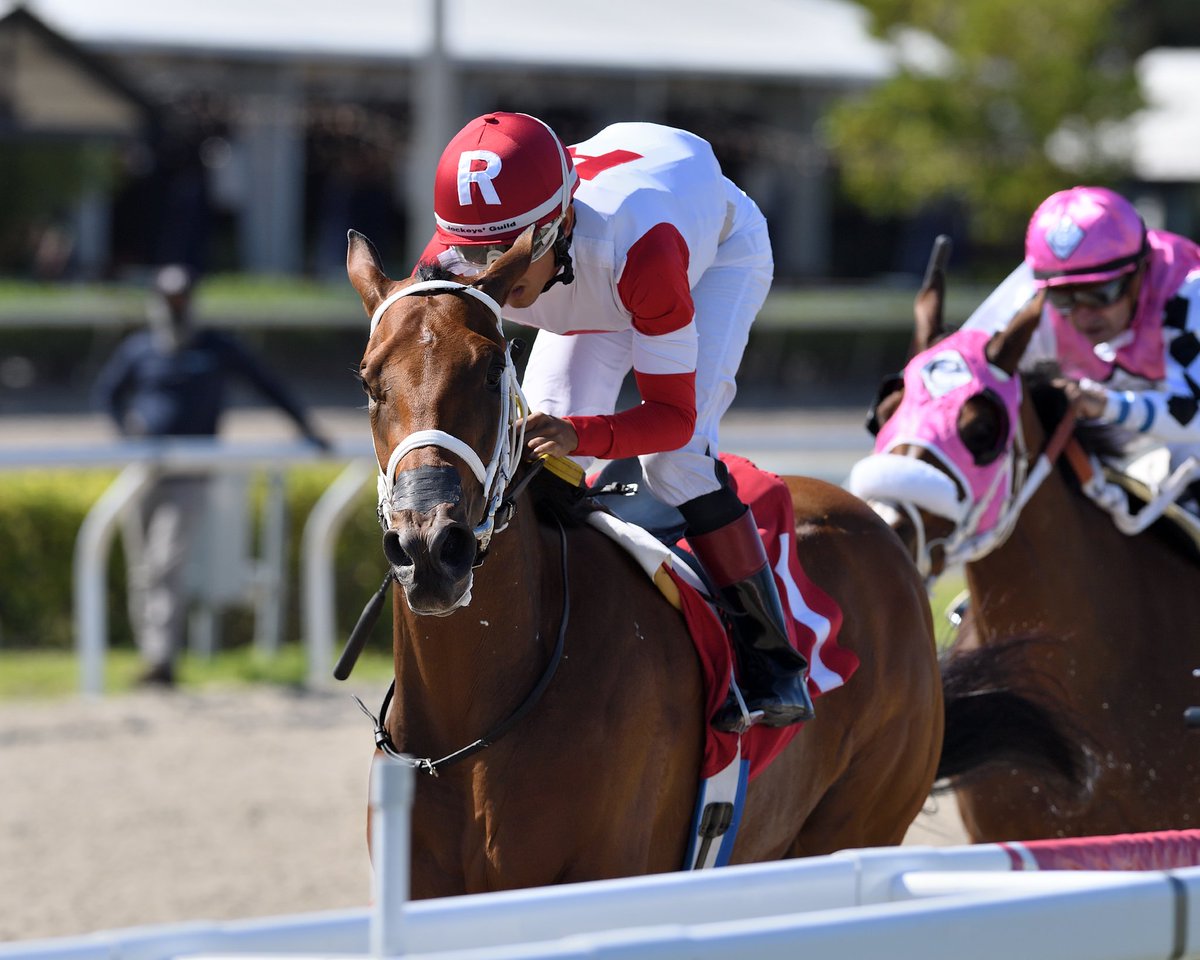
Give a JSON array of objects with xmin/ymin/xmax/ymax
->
[
  {"xmin": 390, "ymin": 508, "xmax": 556, "ymax": 750},
  {"xmin": 966, "ymin": 464, "xmax": 1143, "ymax": 639}
]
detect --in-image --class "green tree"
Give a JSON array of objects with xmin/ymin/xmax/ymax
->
[{"xmin": 824, "ymin": 0, "xmax": 1143, "ymax": 244}]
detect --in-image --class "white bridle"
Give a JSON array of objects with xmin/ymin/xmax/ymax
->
[
  {"xmin": 369, "ymin": 280, "xmax": 527, "ymax": 561},
  {"xmin": 848, "ymin": 415, "xmax": 1037, "ymax": 581}
]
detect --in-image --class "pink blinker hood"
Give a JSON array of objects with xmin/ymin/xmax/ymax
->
[{"xmin": 875, "ymin": 327, "xmax": 1022, "ymax": 535}]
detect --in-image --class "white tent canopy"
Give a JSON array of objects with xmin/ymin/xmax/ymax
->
[{"xmin": 4, "ymin": 0, "xmax": 895, "ymax": 81}]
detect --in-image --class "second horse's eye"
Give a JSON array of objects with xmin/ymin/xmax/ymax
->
[
  {"xmin": 958, "ymin": 391, "xmax": 1008, "ymax": 466},
  {"xmin": 358, "ymin": 373, "xmax": 384, "ymax": 405}
]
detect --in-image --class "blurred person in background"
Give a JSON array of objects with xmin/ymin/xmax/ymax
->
[
  {"xmin": 416, "ymin": 112, "xmax": 813, "ymax": 733},
  {"xmin": 93, "ymin": 264, "xmax": 330, "ymax": 686},
  {"xmin": 964, "ymin": 185, "xmax": 1200, "ymax": 497}
]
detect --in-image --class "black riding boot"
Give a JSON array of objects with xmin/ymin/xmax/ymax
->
[{"xmin": 687, "ymin": 507, "xmax": 816, "ymax": 733}]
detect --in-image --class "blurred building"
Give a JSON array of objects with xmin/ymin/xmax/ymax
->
[
  {"xmin": 1127, "ymin": 47, "xmax": 1200, "ymax": 240},
  {"xmin": 0, "ymin": 0, "xmax": 902, "ymax": 283},
  {"xmin": 3, "ymin": 1, "xmax": 1196, "ymax": 286},
  {"xmin": 0, "ymin": 6, "xmax": 156, "ymax": 278}
]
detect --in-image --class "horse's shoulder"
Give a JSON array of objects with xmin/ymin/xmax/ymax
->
[{"xmin": 783, "ymin": 474, "xmax": 895, "ymax": 532}]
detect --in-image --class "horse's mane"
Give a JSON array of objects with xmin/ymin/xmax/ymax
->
[
  {"xmin": 528, "ymin": 468, "xmax": 594, "ymax": 529},
  {"xmin": 1023, "ymin": 364, "xmax": 1200, "ymax": 560},
  {"xmin": 1024, "ymin": 364, "xmax": 1125, "ymax": 462}
]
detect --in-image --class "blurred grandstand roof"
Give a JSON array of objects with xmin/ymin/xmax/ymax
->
[
  {"xmin": 1, "ymin": 0, "xmax": 894, "ymax": 81},
  {"xmin": 0, "ymin": 6, "xmax": 155, "ymax": 136},
  {"xmin": 1133, "ymin": 48, "xmax": 1200, "ymax": 181}
]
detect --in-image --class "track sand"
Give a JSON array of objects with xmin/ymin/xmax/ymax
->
[{"xmin": 0, "ymin": 686, "xmax": 966, "ymax": 942}]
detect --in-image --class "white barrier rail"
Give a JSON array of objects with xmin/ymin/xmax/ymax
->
[
  {"xmin": 8, "ymin": 757, "xmax": 1200, "ymax": 960},
  {"xmin": 300, "ymin": 459, "xmax": 376, "ymax": 689},
  {"xmin": 0, "ymin": 439, "xmax": 376, "ymax": 694},
  {"xmin": 0, "ymin": 418, "xmax": 870, "ymax": 694}
]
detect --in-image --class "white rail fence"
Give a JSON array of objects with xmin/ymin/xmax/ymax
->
[
  {"xmin": 0, "ymin": 439, "xmax": 376, "ymax": 694},
  {"xmin": 7, "ymin": 756, "xmax": 1200, "ymax": 960},
  {"xmin": 1, "ymin": 420, "xmax": 869, "ymax": 695}
]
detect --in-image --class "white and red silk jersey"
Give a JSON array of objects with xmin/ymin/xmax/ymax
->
[{"xmin": 419, "ymin": 123, "xmax": 751, "ymax": 460}]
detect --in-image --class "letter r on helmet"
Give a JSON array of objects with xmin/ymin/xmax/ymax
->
[{"xmin": 457, "ymin": 150, "xmax": 502, "ymax": 206}]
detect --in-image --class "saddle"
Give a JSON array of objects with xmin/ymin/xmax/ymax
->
[
  {"xmin": 1103, "ymin": 468, "xmax": 1200, "ymax": 563},
  {"xmin": 580, "ymin": 455, "xmax": 857, "ymax": 869},
  {"xmin": 573, "ymin": 454, "xmax": 857, "ymax": 782},
  {"xmin": 588, "ymin": 457, "xmax": 711, "ymax": 590},
  {"xmin": 1090, "ymin": 447, "xmax": 1200, "ymax": 563}
]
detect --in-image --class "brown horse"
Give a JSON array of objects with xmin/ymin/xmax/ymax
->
[
  {"xmin": 851, "ymin": 248, "xmax": 1200, "ymax": 842},
  {"xmin": 345, "ymin": 227, "xmax": 944, "ymax": 898}
]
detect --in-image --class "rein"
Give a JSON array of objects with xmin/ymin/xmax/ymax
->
[
  {"xmin": 354, "ymin": 514, "xmax": 570, "ymax": 776},
  {"xmin": 855, "ymin": 398, "xmax": 1082, "ymax": 579},
  {"xmin": 901, "ymin": 396, "xmax": 1200, "ymax": 571},
  {"xmin": 342, "ymin": 279, "xmax": 571, "ymax": 774},
  {"xmin": 921, "ymin": 403, "xmax": 1077, "ymax": 572}
]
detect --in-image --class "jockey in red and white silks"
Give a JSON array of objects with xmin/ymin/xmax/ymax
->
[
  {"xmin": 419, "ymin": 113, "xmax": 812, "ymax": 733},
  {"xmin": 963, "ymin": 186, "xmax": 1200, "ymax": 475},
  {"xmin": 421, "ymin": 120, "xmax": 770, "ymax": 506}
]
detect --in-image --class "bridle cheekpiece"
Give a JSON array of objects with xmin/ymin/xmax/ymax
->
[{"xmin": 369, "ymin": 280, "xmax": 528, "ymax": 560}]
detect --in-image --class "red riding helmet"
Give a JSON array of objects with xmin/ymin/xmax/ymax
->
[
  {"xmin": 1025, "ymin": 186, "xmax": 1148, "ymax": 288},
  {"xmin": 433, "ymin": 112, "xmax": 578, "ymax": 250}
]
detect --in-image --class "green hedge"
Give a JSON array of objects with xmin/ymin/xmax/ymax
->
[
  {"xmin": 0, "ymin": 467, "xmax": 972, "ymax": 656},
  {"xmin": 0, "ymin": 467, "xmax": 392, "ymax": 653}
]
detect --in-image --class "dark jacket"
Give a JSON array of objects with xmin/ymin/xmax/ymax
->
[{"xmin": 93, "ymin": 329, "xmax": 317, "ymax": 439}]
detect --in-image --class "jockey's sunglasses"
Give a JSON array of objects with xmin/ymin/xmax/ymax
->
[
  {"xmin": 1045, "ymin": 273, "xmax": 1133, "ymax": 312},
  {"xmin": 453, "ymin": 217, "xmax": 562, "ymax": 269}
]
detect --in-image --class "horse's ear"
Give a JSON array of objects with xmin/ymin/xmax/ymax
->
[
  {"xmin": 911, "ymin": 235, "xmax": 952, "ymax": 358},
  {"xmin": 346, "ymin": 230, "xmax": 392, "ymax": 318},
  {"xmin": 472, "ymin": 226, "xmax": 535, "ymax": 306},
  {"xmin": 986, "ymin": 290, "xmax": 1046, "ymax": 376}
]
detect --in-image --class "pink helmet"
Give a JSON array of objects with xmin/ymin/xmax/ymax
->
[
  {"xmin": 1024, "ymin": 186, "xmax": 1147, "ymax": 288},
  {"xmin": 433, "ymin": 112, "xmax": 579, "ymax": 247}
]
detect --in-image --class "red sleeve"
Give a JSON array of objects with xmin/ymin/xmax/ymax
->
[
  {"xmin": 567, "ymin": 223, "xmax": 698, "ymax": 458},
  {"xmin": 567, "ymin": 371, "xmax": 696, "ymax": 459},
  {"xmin": 616, "ymin": 223, "xmax": 694, "ymax": 336}
]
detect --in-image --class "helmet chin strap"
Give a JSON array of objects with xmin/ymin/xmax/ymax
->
[{"xmin": 540, "ymin": 232, "xmax": 575, "ymax": 294}]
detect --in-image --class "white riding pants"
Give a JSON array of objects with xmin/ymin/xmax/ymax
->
[{"xmin": 521, "ymin": 210, "xmax": 773, "ymax": 507}]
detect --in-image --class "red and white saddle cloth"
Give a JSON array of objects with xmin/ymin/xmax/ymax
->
[{"xmin": 586, "ymin": 453, "xmax": 859, "ymax": 781}]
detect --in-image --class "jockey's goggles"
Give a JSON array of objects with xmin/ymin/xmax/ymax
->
[
  {"xmin": 1045, "ymin": 272, "xmax": 1133, "ymax": 312},
  {"xmin": 452, "ymin": 216, "xmax": 562, "ymax": 269}
]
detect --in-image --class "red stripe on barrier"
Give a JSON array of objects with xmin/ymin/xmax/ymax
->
[
  {"xmin": 1015, "ymin": 829, "xmax": 1200, "ymax": 871},
  {"xmin": 999, "ymin": 843, "xmax": 1029, "ymax": 870}
]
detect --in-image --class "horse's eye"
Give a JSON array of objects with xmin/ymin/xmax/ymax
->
[
  {"xmin": 958, "ymin": 392, "xmax": 1008, "ymax": 466},
  {"xmin": 359, "ymin": 373, "xmax": 383, "ymax": 405},
  {"xmin": 485, "ymin": 362, "xmax": 504, "ymax": 389},
  {"xmin": 866, "ymin": 373, "xmax": 905, "ymax": 436}
]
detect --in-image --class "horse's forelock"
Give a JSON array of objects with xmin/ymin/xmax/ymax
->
[{"xmin": 415, "ymin": 262, "xmax": 459, "ymax": 283}]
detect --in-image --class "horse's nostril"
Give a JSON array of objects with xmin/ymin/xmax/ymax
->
[
  {"xmin": 382, "ymin": 530, "xmax": 412, "ymax": 568},
  {"xmin": 436, "ymin": 526, "xmax": 475, "ymax": 572}
]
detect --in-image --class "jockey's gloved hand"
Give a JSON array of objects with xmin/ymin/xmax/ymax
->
[
  {"xmin": 518, "ymin": 411, "xmax": 579, "ymax": 460},
  {"xmin": 1053, "ymin": 378, "xmax": 1107, "ymax": 421}
]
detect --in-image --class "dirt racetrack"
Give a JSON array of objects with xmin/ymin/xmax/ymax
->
[{"xmin": 0, "ymin": 685, "xmax": 968, "ymax": 944}]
